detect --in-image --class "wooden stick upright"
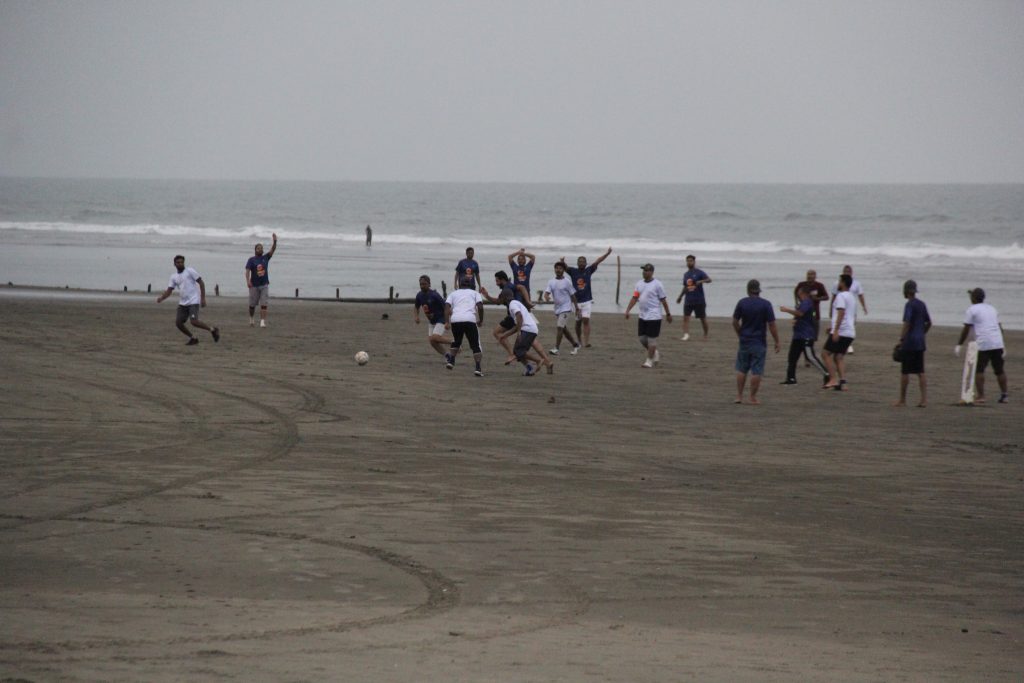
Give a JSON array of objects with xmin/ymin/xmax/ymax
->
[{"xmin": 615, "ymin": 255, "xmax": 621, "ymax": 305}]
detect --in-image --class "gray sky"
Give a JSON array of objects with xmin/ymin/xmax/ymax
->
[{"xmin": 2, "ymin": 0, "xmax": 1022, "ymax": 183}]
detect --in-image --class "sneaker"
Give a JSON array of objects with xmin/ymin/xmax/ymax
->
[
  {"xmin": 211, "ymin": 328, "xmax": 220, "ymax": 343},
  {"xmin": 259, "ymin": 319, "xmax": 266, "ymax": 328},
  {"xmin": 549, "ymin": 348, "xmax": 559, "ymax": 355},
  {"xmin": 653, "ymin": 349, "xmax": 661, "ymax": 365},
  {"xmin": 444, "ymin": 353, "xmax": 454, "ymax": 370},
  {"xmin": 641, "ymin": 359, "xmax": 654, "ymax": 368},
  {"xmin": 474, "ymin": 369, "xmax": 484, "ymax": 377},
  {"xmin": 186, "ymin": 337, "xmax": 199, "ymax": 346},
  {"xmin": 681, "ymin": 333, "xmax": 690, "ymax": 341},
  {"xmin": 249, "ymin": 318, "xmax": 255, "ymax": 327},
  {"xmin": 848, "ymin": 345, "xmax": 855, "ymax": 354},
  {"xmin": 780, "ymin": 379, "xmax": 797, "ymax": 385},
  {"xmin": 523, "ymin": 363, "xmax": 536, "ymax": 376},
  {"xmin": 998, "ymin": 393, "xmax": 1009, "ymax": 404},
  {"xmin": 570, "ymin": 345, "xmax": 580, "ymax": 356}
]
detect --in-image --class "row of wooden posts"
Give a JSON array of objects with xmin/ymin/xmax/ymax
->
[{"xmin": 132, "ymin": 256, "xmax": 625, "ymax": 304}]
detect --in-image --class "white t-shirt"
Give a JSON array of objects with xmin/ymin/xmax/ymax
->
[
  {"xmin": 445, "ymin": 289, "xmax": 482, "ymax": 324},
  {"xmin": 544, "ymin": 277, "xmax": 576, "ymax": 315},
  {"xmin": 633, "ymin": 278, "xmax": 667, "ymax": 320},
  {"xmin": 832, "ymin": 278, "xmax": 864, "ymax": 299},
  {"xmin": 168, "ymin": 267, "xmax": 202, "ymax": 306},
  {"xmin": 508, "ymin": 300, "xmax": 538, "ymax": 334},
  {"xmin": 964, "ymin": 303, "xmax": 1004, "ymax": 351},
  {"xmin": 830, "ymin": 290, "xmax": 857, "ymax": 337}
]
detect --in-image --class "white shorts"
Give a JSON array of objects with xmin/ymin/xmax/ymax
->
[
  {"xmin": 575, "ymin": 301, "xmax": 592, "ymax": 320},
  {"xmin": 555, "ymin": 311, "xmax": 571, "ymax": 328},
  {"xmin": 428, "ymin": 322, "xmax": 447, "ymax": 338}
]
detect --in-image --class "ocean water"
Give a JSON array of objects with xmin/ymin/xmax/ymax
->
[{"xmin": 1, "ymin": 178, "xmax": 1021, "ymax": 328}]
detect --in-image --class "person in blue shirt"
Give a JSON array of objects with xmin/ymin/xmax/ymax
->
[
  {"xmin": 454, "ymin": 247, "xmax": 481, "ymax": 290},
  {"xmin": 779, "ymin": 286, "xmax": 828, "ymax": 385},
  {"xmin": 507, "ymin": 248, "xmax": 536, "ymax": 297},
  {"xmin": 894, "ymin": 279, "xmax": 931, "ymax": 408},
  {"xmin": 245, "ymin": 233, "xmax": 277, "ymax": 327},
  {"xmin": 413, "ymin": 275, "xmax": 452, "ymax": 357},
  {"xmin": 731, "ymin": 279, "xmax": 780, "ymax": 404},
  {"xmin": 563, "ymin": 247, "xmax": 612, "ymax": 348},
  {"xmin": 675, "ymin": 254, "xmax": 712, "ymax": 341}
]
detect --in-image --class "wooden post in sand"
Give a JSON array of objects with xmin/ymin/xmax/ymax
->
[
  {"xmin": 336, "ymin": 288, "xmax": 340, "ymax": 299},
  {"xmin": 389, "ymin": 286, "xmax": 394, "ymax": 303},
  {"xmin": 214, "ymin": 284, "xmax": 219, "ymax": 296},
  {"xmin": 615, "ymin": 255, "xmax": 621, "ymax": 305}
]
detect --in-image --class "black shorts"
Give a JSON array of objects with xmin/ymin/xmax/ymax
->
[
  {"xmin": 450, "ymin": 321, "xmax": 482, "ymax": 353},
  {"xmin": 824, "ymin": 335, "xmax": 853, "ymax": 354},
  {"xmin": 900, "ymin": 349, "xmax": 925, "ymax": 375},
  {"xmin": 977, "ymin": 349, "xmax": 1005, "ymax": 375},
  {"xmin": 176, "ymin": 304, "xmax": 199, "ymax": 325},
  {"xmin": 498, "ymin": 315, "xmax": 516, "ymax": 331},
  {"xmin": 637, "ymin": 319, "xmax": 662, "ymax": 339},
  {"xmin": 513, "ymin": 331, "xmax": 537, "ymax": 360},
  {"xmin": 683, "ymin": 302, "xmax": 706, "ymax": 319}
]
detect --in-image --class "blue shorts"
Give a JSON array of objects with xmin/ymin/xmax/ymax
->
[{"xmin": 735, "ymin": 344, "xmax": 767, "ymax": 375}]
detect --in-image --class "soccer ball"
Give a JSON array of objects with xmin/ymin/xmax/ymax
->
[{"xmin": 354, "ymin": 351, "xmax": 370, "ymax": 365}]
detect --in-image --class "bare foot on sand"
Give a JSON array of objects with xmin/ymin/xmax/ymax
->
[{"xmin": 892, "ymin": 401, "xmax": 906, "ymax": 407}]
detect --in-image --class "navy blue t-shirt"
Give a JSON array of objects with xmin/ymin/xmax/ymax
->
[
  {"xmin": 415, "ymin": 289, "xmax": 446, "ymax": 325},
  {"xmin": 455, "ymin": 258, "xmax": 479, "ymax": 283},
  {"xmin": 902, "ymin": 298, "xmax": 931, "ymax": 351},
  {"xmin": 509, "ymin": 260, "xmax": 534, "ymax": 293},
  {"xmin": 682, "ymin": 268, "xmax": 709, "ymax": 304},
  {"xmin": 793, "ymin": 298, "xmax": 816, "ymax": 340},
  {"xmin": 733, "ymin": 295, "xmax": 775, "ymax": 348},
  {"xmin": 566, "ymin": 264, "xmax": 598, "ymax": 303},
  {"xmin": 245, "ymin": 254, "xmax": 272, "ymax": 287}
]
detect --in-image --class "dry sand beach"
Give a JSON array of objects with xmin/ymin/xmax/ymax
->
[{"xmin": 1, "ymin": 292, "xmax": 1021, "ymax": 682}]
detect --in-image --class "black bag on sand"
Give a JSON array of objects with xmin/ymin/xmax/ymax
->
[{"xmin": 892, "ymin": 344, "xmax": 904, "ymax": 363}]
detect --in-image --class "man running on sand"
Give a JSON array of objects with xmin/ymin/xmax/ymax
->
[
  {"xmin": 676, "ymin": 254, "xmax": 711, "ymax": 341},
  {"xmin": 245, "ymin": 233, "xmax": 277, "ymax": 327},
  {"xmin": 444, "ymin": 277, "xmax": 485, "ymax": 377},
  {"xmin": 779, "ymin": 286, "xmax": 829, "ymax": 385},
  {"xmin": 414, "ymin": 275, "xmax": 452, "ymax": 357},
  {"xmin": 498, "ymin": 289, "xmax": 553, "ymax": 376},
  {"xmin": 624, "ymin": 263, "xmax": 672, "ymax": 368},
  {"xmin": 157, "ymin": 255, "xmax": 220, "ymax": 346},
  {"xmin": 543, "ymin": 261, "xmax": 581, "ymax": 355},
  {"xmin": 480, "ymin": 270, "xmax": 533, "ymax": 361},
  {"xmin": 563, "ymin": 247, "xmax": 612, "ymax": 348}
]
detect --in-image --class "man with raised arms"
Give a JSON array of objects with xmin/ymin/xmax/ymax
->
[
  {"xmin": 732, "ymin": 279, "xmax": 780, "ymax": 404},
  {"xmin": 157, "ymin": 254, "xmax": 221, "ymax": 346},
  {"xmin": 543, "ymin": 261, "xmax": 581, "ymax": 355},
  {"xmin": 454, "ymin": 247, "xmax": 481, "ymax": 290},
  {"xmin": 244, "ymin": 232, "xmax": 277, "ymax": 327},
  {"xmin": 413, "ymin": 275, "xmax": 452, "ymax": 358},
  {"xmin": 508, "ymin": 248, "xmax": 536, "ymax": 298},
  {"xmin": 624, "ymin": 263, "xmax": 672, "ymax": 368},
  {"xmin": 563, "ymin": 247, "xmax": 612, "ymax": 348},
  {"xmin": 957, "ymin": 287, "xmax": 1008, "ymax": 404},
  {"xmin": 822, "ymin": 273, "xmax": 856, "ymax": 390},
  {"xmin": 444, "ymin": 277, "xmax": 485, "ymax": 377},
  {"xmin": 675, "ymin": 254, "xmax": 712, "ymax": 341}
]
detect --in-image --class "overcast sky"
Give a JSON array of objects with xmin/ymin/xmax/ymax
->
[{"xmin": 2, "ymin": 1, "xmax": 1022, "ymax": 183}]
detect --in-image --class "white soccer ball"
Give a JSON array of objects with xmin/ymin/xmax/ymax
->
[{"xmin": 354, "ymin": 351, "xmax": 370, "ymax": 365}]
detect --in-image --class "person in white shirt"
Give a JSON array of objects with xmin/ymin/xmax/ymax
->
[
  {"xmin": 498, "ymin": 290, "xmax": 553, "ymax": 376},
  {"xmin": 444, "ymin": 277, "xmax": 485, "ymax": 377},
  {"xmin": 956, "ymin": 288, "xmax": 1008, "ymax": 404},
  {"xmin": 542, "ymin": 261, "xmax": 581, "ymax": 355},
  {"xmin": 156, "ymin": 255, "xmax": 220, "ymax": 346},
  {"xmin": 822, "ymin": 273, "xmax": 856, "ymax": 390},
  {"xmin": 830, "ymin": 264, "xmax": 866, "ymax": 353},
  {"xmin": 623, "ymin": 263, "xmax": 673, "ymax": 368}
]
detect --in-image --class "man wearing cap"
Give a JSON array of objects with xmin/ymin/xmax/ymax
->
[
  {"xmin": 675, "ymin": 254, "xmax": 712, "ymax": 341},
  {"xmin": 894, "ymin": 280, "xmax": 931, "ymax": 407},
  {"xmin": 624, "ymin": 263, "xmax": 672, "ymax": 368},
  {"xmin": 957, "ymin": 288, "xmax": 1008, "ymax": 404},
  {"xmin": 731, "ymin": 279, "xmax": 780, "ymax": 404}
]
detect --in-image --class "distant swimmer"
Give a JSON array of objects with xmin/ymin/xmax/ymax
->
[
  {"xmin": 731, "ymin": 279, "xmax": 780, "ymax": 404},
  {"xmin": 779, "ymin": 286, "xmax": 828, "ymax": 385},
  {"xmin": 675, "ymin": 254, "xmax": 711, "ymax": 341},
  {"xmin": 444, "ymin": 276, "xmax": 485, "ymax": 377},
  {"xmin": 624, "ymin": 263, "xmax": 672, "ymax": 368},
  {"xmin": 542, "ymin": 261, "xmax": 581, "ymax": 355},
  {"xmin": 157, "ymin": 254, "xmax": 220, "ymax": 346},
  {"xmin": 508, "ymin": 248, "xmax": 536, "ymax": 295},
  {"xmin": 563, "ymin": 247, "xmax": 612, "ymax": 348},
  {"xmin": 893, "ymin": 280, "xmax": 931, "ymax": 408},
  {"xmin": 822, "ymin": 273, "xmax": 856, "ymax": 390},
  {"xmin": 454, "ymin": 247, "xmax": 481, "ymax": 290},
  {"xmin": 414, "ymin": 275, "xmax": 452, "ymax": 358},
  {"xmin": 365, "ymin": 225, "xmax": 372, "ymax": 246},
  {"xmin": 245, "ymin": 232, "xmax": 277, "ymax": 327},
  {"xmin": 956, "ymin": 288, "xmax": 1008, "ymax": 404}
]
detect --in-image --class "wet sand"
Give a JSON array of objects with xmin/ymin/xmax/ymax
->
[{"xmin": 1, "ymin": 293, "xmax": 1021, "ymax": 681}]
